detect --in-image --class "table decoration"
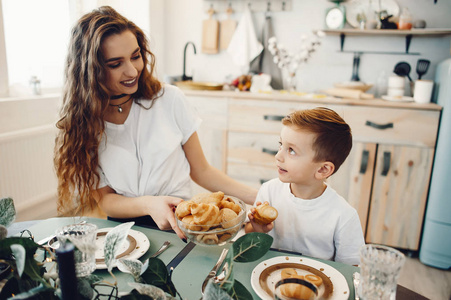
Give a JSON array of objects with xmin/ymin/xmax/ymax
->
[
  {"xmin": 268, "ymin": 31, "xmax": 324, "ymax": 91},
  {"xmin": 0, "ymin": 198, "xmax": 275, "ymax": 300}
]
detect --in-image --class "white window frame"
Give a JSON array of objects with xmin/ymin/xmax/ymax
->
[{"xmin": 0, "ymin": 0, "xmax": 9, "ymax": 97}]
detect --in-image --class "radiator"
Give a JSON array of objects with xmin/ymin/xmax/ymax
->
[{"xmin": 0, "ymin": 124, "xmax": 58, "ymax": 221}]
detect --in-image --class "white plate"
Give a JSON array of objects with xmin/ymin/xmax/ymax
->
[
  {"xmin": 95, "ymin": 228, "xmax": 150, "ymax": 269},
  {"xmin": 382, "ymin": 95, "xmax": 414, "ymax": 102},
  {"xmin": 344, "ymin": 0, "xmax": 400, "ymax": 28},
  {"xmin": 251, "ymin": 256, "xmax": 349, "ymax": 300}
]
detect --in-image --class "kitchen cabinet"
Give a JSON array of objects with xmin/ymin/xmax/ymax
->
[{"xmin": 184, "ymin": 90, "xmax": 441, "ymax": 251}]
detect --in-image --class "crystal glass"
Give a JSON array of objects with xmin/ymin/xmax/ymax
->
[
  {"xmin": 56, "ymin": 223, "xmax": 98, "ymax": 277},
  {"xmin": 358, "ymin": 244, "xmax": 405, "ymax": 300}
]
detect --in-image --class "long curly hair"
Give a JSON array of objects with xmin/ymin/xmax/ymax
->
[{"xmin": 54, "ymin": 6, "xmax": 162, "ymax": 215}]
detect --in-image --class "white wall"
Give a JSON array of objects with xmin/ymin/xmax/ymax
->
[{"xmin": 153, "ymin": 0, "xmax": 451, "ymax": 93}]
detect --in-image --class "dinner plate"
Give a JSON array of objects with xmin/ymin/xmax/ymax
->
[
  {"xmin": 251, "ymin": 256, "xmax": 349, "ymax": 300},
  {"xmin": 344, "ymin": 0, "xmax": 400, "ymax": 28},
  {"xmin": 382, "ymin": 95, "xmax": 414, "ymax": 102},
  {"xmin": 95, "ymin": 228, "xmax": 150, "ymax": 269}
]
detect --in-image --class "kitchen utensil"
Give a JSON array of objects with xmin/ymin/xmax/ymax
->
[
  {"xmin": 219, "ymin": 5, "xmax": 236, "ymax": 50},
  {"xmin": 201, "ymin": 248, "xmax": 229, "ymax": 294},
  {"xmin": 166, "ymin": 241, "xmax": 196, "ymax": 273},
  {"xmin": 350, "ymin": 53, "xmax": 361, "ymax": 81},
  {"xmin": 394, "ymin": 62, "xmax": 412, "ymax": 82},
  {"xmin": 353, "ymin": 272, "xmax": 360, "ymax": 300},
  {"xmin": 416, "ymin": 59, "xmax": 431, "ymax": 80},
  {"xmin": 149, "ymin": 240, "xmax": 171, "ymax": 258},
  {"xmin": 201, "ymin": 7, "xmax": 219, "ymax": 54}
]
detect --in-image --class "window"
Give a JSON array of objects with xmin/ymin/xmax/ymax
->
[{"xmin": 0, "ymin": 0, "xmax": 150, "ymax": 97}]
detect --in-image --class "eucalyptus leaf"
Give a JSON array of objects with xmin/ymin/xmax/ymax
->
[
  {"xmin": 203, "ymin": 279, "xmax": 233, "ymax": 300},
  {"xmin": 140, "ymin": 258, "xmax": 177, "ymax": 297},
  {"xmin": 117, "ymin": 258, "xmax": 144, "ymax": 281},
  {"xmin": 228, "ymin": 279, "xmax": 253, "ymax": 300},
  {"xmin": 128, "ymin": 282, "xmax": 166, "ymax": 300},
  {"xmin": 232, "ymin": 232, "xmax": 273, "ymax": 262},
  {"xmin": 104, "ymin": 221, "xmax": 135, "ymax": 271},
  {"xmin": 10, "ymin": 244, "xmax": 26, "ymax": 277},
  {"xmin": 0, "ymin": 197, "xmax": 16, "ymax": 227}
]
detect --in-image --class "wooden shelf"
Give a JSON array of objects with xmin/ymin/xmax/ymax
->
[{"xmin": 320, "ymin": 28, "xmax": 451, "ymax": 54}]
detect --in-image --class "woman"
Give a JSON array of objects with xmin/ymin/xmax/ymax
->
[{"xmin": 54, "ymin": 6, "xmax": 257, "ymax": 239}]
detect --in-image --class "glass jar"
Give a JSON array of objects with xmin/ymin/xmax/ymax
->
[{"xmin": 398, "ymin": 7, "xmax": 412, "ymax": 30}]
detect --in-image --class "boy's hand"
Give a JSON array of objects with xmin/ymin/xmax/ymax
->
[{"xmin": 247, "ymin": 201, "xmax": 274, "ymax": 233}]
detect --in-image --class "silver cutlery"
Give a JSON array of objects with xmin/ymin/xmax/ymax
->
[
  {"xmin": 149, "ymin": 240, "xmax": 171, "ymax": 258},
  {"xmin": 353, "ymin": 272, "xmax": 360, "ymax": 300},
  {"xmin": 201, "ymin": 248, "xmax": 229, "ymax": 294}
]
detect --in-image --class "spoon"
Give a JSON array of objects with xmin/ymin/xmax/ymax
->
[{"xmin": 149, "ymin": 241, "xmax": 171, "ymax": 258}]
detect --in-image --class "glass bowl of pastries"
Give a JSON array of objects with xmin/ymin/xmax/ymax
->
[{"xmin": 175, "ymin": 191, "xmax": 246, "ymax": 246}]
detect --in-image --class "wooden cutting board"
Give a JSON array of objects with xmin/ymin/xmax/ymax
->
[
  {"xmin": 202, "ymin": 8, "xmax": 219, "ymax": 54},
  {"xmin": 220, "ymin": 7, "xmax": 237, "ymax": 50}
]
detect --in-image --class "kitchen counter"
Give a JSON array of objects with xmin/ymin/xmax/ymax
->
[{"xmin": 181, "ymin": 89, "xmax": 442, "ymax": 111}]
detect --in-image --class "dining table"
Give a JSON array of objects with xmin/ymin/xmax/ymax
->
[{"xmin": 9, "ymin": 217, "xmax": 428, "ymax": 300}]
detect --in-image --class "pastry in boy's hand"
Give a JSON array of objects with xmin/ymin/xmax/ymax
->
[{"xmin": 253, "ymin": 202, "xmax": 278, "ymax": 225}]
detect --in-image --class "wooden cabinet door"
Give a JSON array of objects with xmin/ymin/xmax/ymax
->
[
  {"xmin": 327, "ymin": 142, "xmax": 376, "ymax": 235},
  {"xmin": 366, "ymin": 144, "xmax": 434, "ymax": 250}
]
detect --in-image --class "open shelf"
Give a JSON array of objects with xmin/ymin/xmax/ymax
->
[{"xmin": 320, "ymin": 28, "xmax": 451, "ymax": 55}]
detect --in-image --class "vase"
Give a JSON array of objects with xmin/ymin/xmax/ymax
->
[{"xmin": 283, "ymin": 71, "xmax": 297, "ymax": 92}]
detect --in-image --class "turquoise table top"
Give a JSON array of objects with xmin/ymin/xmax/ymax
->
[{"xmin": 23, "ymin": 216, "xmax": 361, "ymax": 299}]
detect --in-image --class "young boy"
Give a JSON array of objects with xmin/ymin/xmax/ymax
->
[{"xmin": 245, "ymin": 107, "xmax": 364, "ymax": 265}]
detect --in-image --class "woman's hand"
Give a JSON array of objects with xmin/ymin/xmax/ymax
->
[
  {"xmin": 146, "ymin": 196, "xmax": 186, "ymax": 240},
  {"xmin": 246, "ymin": 201, "xmax": 274, "ymax": 233}
]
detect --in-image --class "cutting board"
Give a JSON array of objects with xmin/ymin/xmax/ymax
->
[
  {"xmin": 202, "ymin": 8, "xmax": 219, "ymax": 54},
  {"xmin": 323, "ymin": 88, "xmax": 375, "ymax": 99},
  {"xmin": 220, "ymin": 7, "xmax": 237, "ymax": 50}
]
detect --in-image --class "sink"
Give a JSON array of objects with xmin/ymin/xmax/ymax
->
[{"xmin": 174, "ymin": 81, "xmax": 223, "ymax": 91}]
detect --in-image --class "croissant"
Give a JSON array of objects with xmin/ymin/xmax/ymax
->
[
  {"xmin": 219, "ymin": 198, "xmax": 241, "ymax": 215},
  {"xmin": 281, "ymin": 268, "xmax": 298, "ymax": 279},
  {"xmin": 253, "ymin": 202, "xmax": 278, "ymax": 225},
  {"xmin": 191, "ymin": 203, "xmax": 221, "ymax": 226},
  {"xmin": 181, "ymin": 215, "xmax": 203, "ymax": 231},
  {"xmin": 280, "ymin": 274, "xmax": 315, "ymax": 300},
  {"xmin": 304, "ymin": 274, "xmax": 323, "ymax": 287},
  {"xmin": 220, "ymin": 208, "xmax": 239, "ymax": 229},
  {"xmin": 197, "ymin": 233, "xmax": 219, "ymax": 245},
  {"xmin": 175, "ymin": 200, "xmax": 193, "ymax": 219}
]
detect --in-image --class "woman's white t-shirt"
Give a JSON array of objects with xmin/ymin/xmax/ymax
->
[
  {"xmin": 257, "ymin": 178, "xmax": 365, "ymax": 265},
  {"xmin": 98, "ymin": 85, "xmax": 201, "ymax": 200}
]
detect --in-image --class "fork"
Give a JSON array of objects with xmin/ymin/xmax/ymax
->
[
  {"xmin": 353, "ymin": 272, "xmax": 360, "ymax": 300},
  {"xmin": 149, "ymin": 241, "xmax": 171, "ymax": 258}
]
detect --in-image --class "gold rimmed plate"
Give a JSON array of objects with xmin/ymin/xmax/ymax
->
[
  {"xmin": 95, "ymin": 228, "xmax": 150, "ymax": 269},
  {"xmin": 251, "ymin": 256, "xmax": 349, "ymax": 300}
]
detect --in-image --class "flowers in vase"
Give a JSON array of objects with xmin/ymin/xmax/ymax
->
[{"xmin": 268, "ymin": 31, "xmax": 325, "ymax": 89}]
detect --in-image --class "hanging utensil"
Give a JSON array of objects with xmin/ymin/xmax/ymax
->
[
  {"xmin": 394, "ymin": 62, "xmax": 412, "ymax": 82},
  {"xmin": 416, "ymin": 59, "xmax": 431, "ymax": 80},
  {"xmin": 350, "ymin": 52, "xmax": 361, "ymax": 82}
]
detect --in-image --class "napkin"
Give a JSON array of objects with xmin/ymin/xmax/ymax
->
[{"xmin": 227, "ymin": 5, "xmax": 263, "ymax": 74}]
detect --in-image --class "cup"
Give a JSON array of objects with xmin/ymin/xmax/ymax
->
[
  {"xmin": 358, "ymin": 244, "xmax": 405, "ymax": 300},
  {"xmin": 413, "ymin": 80, "xmax": 434, "ymax": 103},
  {"xmin": 56, "ymin": 223, "xmax": 98, "ymax": 277},
  {"xmin": 388, "ymin": 75, "xmax": 405, "ymax": 89}
]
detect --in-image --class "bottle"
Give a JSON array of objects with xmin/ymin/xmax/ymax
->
[{"xmin": 398, "ymin": 7, "xmax": 412, "ymax": 30}]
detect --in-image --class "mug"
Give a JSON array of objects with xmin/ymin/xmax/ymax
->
[{"xmin": 413, "ymin": 80, "xmax": 434, "ymax": 103}]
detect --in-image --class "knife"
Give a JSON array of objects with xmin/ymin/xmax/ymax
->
[
  {"xmin": 201, "ymin": 248, "xmax": 229, "ymax": 294},
  {"xmin": 166, "ymin": 241, "xmax": 196, "ymax": 273}
]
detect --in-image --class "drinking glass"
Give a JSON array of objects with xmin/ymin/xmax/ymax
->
[
  {"xmin": 358, "ymin": 244, "xmax": 405, "ymax": 300},
  {"xmin": 56, "ymin": 223, "xmax": 98, "ymax": 277}
]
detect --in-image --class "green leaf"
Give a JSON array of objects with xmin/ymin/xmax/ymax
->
[
  {"xmin": 128, "ymin": 282, "xmax": 166, "ymax": 299},
  {"xmin": 232, "ymin": 232, "xmax": 273, "ymax": 262},
  {"xmin": 117, "ymin": 258, "xmax": 146, "ymax": 281},
  {"xmin": 140, "ymin": 258, "xmax": 177, "ymax": 297},
  {"xmin": 104, "ymin": 222, "xmax": 134, "ymax": 272},
  {"xmin": 228, "ymin": 280, "xmax": 253, "ymax": 300},
  {"xmin": 77, "ymin": 277, "xmax": 95, "ymax": 300},
  {"xmin": 0, "ymin": 197, "xmax": 16, "ymax": 227}
]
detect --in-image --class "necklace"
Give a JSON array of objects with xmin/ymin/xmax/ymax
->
[{"xmin": 109, "ymin": 96, "xmax": 132, "ymax": 113}]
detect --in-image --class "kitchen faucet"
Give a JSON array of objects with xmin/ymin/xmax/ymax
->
[{"xmin": 182, "ymin": 42, "xmax": 197, "ymax": 81}]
